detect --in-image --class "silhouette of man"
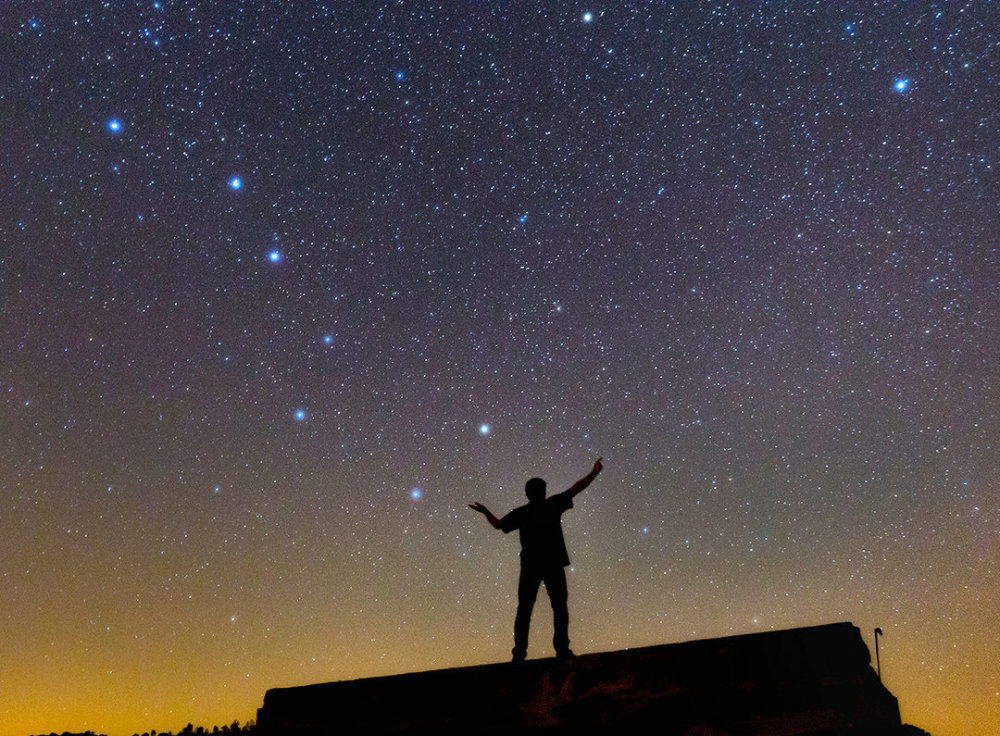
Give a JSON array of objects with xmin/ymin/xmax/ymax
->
[{"xmin": 470, "ymin": 457, "xmax": 603, "ymax": 662}]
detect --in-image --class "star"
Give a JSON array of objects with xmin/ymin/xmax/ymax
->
[
  {"xmin": 294, "ymin": 409, "xmax": 306, "ymax": 421},
  {"xmin": 395, "ymin": 71, "xmax": 405, "ymax": 80},
  {"xmin": 323, "ymin": 335, "xmax": 333, "ymax": 345},
  {"xmin": 107, "ymin": 119, "xmax": 122, "ymax": 133},
  {"xmin": 410, "ymin": 488, "xmax": 422, "ymax": 500},
  {"xmin": 229, "ymin": 176, "xmax": 243, "ymax": 190},
  {"xmin": 479, "ymin": 424, "xmax": 491, "ymax": 435},
  {"xmin": 268, "ymin": 250, "xmax": 282, "ymax": 263},
  {"xmin": 894, "ymin": 78, "xmax": 910, "ymax": 92},
  {"xmin": 582, "ymin": 12, "xmax": 593, "ymax": 23}
]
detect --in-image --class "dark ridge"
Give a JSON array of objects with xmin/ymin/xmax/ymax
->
[{"xmin": 257, "ymin": 621, "xmax": 925, "ymax": 735}]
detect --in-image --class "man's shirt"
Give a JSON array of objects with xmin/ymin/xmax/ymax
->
[{"xmin": 500, "ymin": 490, "xmax": 574, "ymax": 568}]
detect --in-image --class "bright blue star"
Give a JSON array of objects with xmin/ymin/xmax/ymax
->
[
  {"xmin": 396, "ymin": 71, "xmax": 405, "ymax": 80},
  {"xmin": 583, "ymin": 12, "xmax": 593, "ymax": 23},
  {"xmin": 268, "ymin": 249, "xmax": 282, "ymax": 263},
  {"xmin": 894, "ymin": 78, "xmax": 910, "ymax": 92},
  {"xmin": 518, "ymin": 214, "xmax": 528, "ymax": 224},
  {"xmin": 107, "ymin": 119, "xmax": 122, "ymax": 133},
  {"xmin": 411, "ymin": 488, "xmax": 422, "ymax": 500},
  {"xmin": 479, "ymin": 424, "xmax": 491, "ymax": 435},
  {"xmin": 294, "ymin": 409, "xmax": 306, "ymax": 421},
  {"xmin": 229, "ymin": 176, "xmax": 243, "ymax": 190},
  {"xmin": 323, "ymin": 335, "xmax": 333, "ymax": 345}
]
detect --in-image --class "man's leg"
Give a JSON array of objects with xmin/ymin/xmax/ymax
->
[
  {"xmin": 513, "ymin": 563, "xmax": 541, "ymax": 661},
  {"xmin": 544, "ymin": 566, "xmax": 571, "ymax": 656}
]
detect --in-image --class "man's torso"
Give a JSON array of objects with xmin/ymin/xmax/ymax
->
[{"xmin": 500, "ymin": 490, "xmax": 574, "ymax": 567}]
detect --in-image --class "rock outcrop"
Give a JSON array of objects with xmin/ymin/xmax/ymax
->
[{"xmin": 257, "ymin": 621, "xmax": 904, "ymax": 735}]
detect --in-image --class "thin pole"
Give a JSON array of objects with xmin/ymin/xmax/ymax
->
[{"xmin": 874, "ymin": 627, "xmax": 883, "ymax": 681}]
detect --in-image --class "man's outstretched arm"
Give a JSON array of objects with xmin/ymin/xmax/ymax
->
[
  {"xmin": 468, "ymin": 502, "xmax": 502, "ymax": 529},
  {"xmin": 568, "ymin": 457, "xmax": 603, "ymax": 498}
]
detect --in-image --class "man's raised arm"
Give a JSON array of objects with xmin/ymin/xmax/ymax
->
[
  {"xmin": 469, "ymin": 502, "xmax": 502, "ymax": 529},
  {"xmin": 568, "ymin": 457, "xmax": 603, "ymax": 498}
]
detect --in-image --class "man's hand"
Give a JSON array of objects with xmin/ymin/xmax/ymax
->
[
  {"xmin": 568, "ymin": 457, "xmax": 604, "ymax": 498},
  {"xmin": 469, "ymin": 502, "xmax": 502, "ymax": 529}
]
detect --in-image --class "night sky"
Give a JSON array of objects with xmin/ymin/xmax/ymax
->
[{"xmin": 2, "ymin": 3, "xmax": 998, "ymax": 735}]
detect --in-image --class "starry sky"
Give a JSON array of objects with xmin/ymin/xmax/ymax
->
[{"xmin": 2, "ymin": 3, "xmax": 998, "ymax": 735}]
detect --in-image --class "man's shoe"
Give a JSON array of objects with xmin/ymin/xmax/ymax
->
[
  {"xmin": 511, "ymin": 651, "xmax": 527, "ymax": 663},
  {"xmin": 556, "ymin": 649, "xmax": 575, "ymax": 660}
]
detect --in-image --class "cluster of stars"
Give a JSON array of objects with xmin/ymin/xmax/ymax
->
[{"xmin": 4, "ymin": 4, "xmax": 998, "ymax": 736}]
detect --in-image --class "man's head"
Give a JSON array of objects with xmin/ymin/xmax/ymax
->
[{"xmin": 525, "ymin": 477, "xmax": 546, "ymax": 502}]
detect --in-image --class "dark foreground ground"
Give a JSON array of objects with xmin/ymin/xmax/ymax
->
[{"xmin": 256, "ymin": 622, "xmax": 930, "ymax": 735}]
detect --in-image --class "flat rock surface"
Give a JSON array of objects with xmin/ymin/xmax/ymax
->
[{"xmin": 257, "ymin": 621, "xmax": 902, "ymax": 735}]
